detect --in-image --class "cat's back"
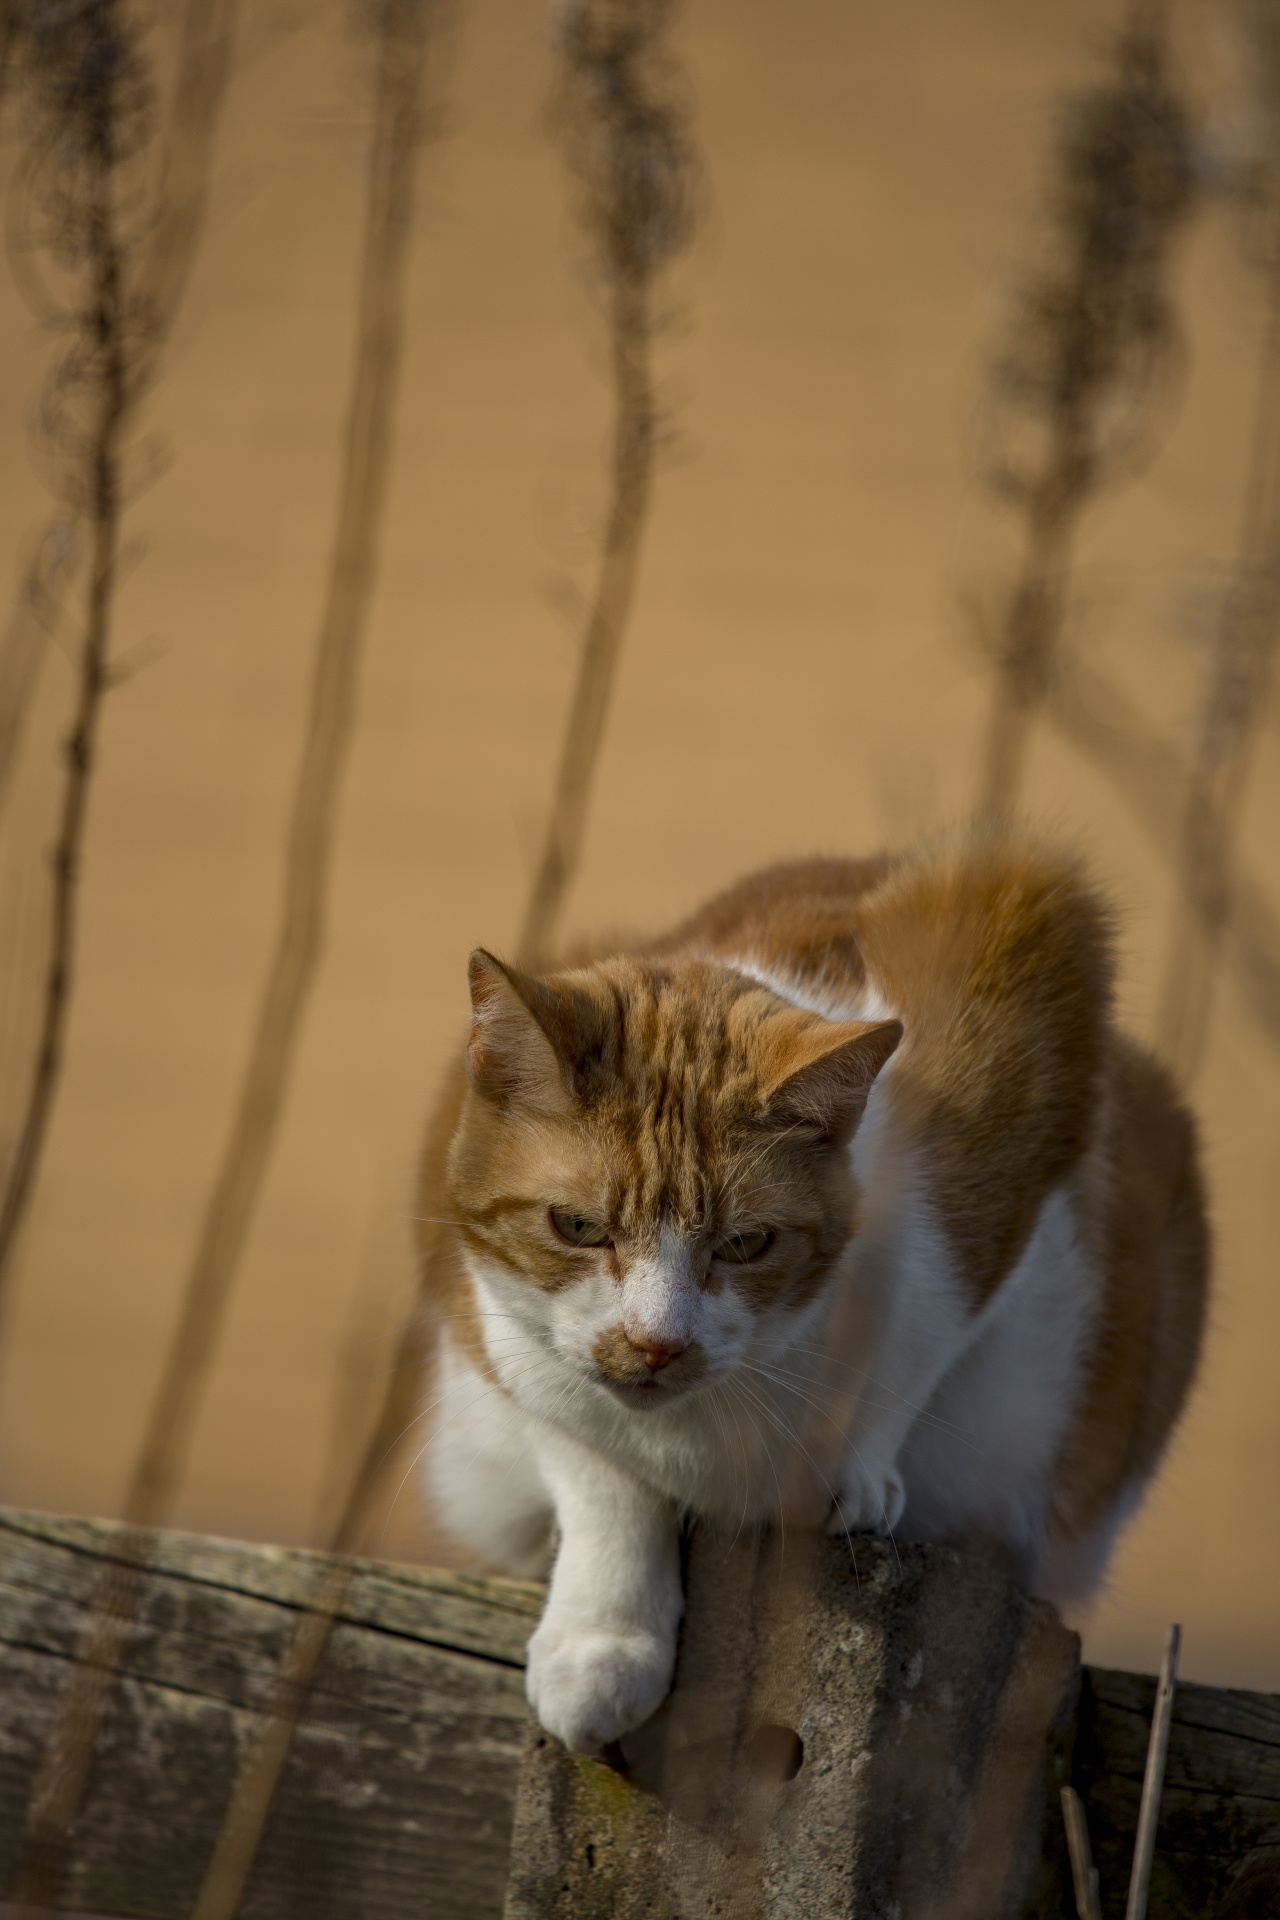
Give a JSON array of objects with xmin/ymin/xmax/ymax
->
[
  {"xmin": 653, "ymin": 851, "xmax": 894, "ymax": 1009},
  {"xmin": 660, "ymin": 829, "xmax": 1112, "ymax": 1045}
]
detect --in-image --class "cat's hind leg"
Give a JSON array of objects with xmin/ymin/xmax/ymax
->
[
  {"xmin": 423, "ymin": 1333, "xmax": 554, "ymax": 1578},
  {"xmin": 1033, "ymin": 1482, "xmax": 1145, "ymax": 1614}
]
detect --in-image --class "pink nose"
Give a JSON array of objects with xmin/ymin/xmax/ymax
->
[{"xmin": 627, "ymin": 1333, "xmax": 687, "ymax": 1372}]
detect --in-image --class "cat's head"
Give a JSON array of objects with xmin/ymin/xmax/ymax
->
[{"xmin": 447, "ymin": 949, "xmax": 901, "ymax": 1406}]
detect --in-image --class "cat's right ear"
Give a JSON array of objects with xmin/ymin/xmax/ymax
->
[{"xmin": 465, "ymin": 950, "xmax": 576, "ymax": 1115}]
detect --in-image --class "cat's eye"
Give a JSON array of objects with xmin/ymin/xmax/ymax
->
[
  {"xmin": 713, "ymin": 1228, "xmax": 774, "ymax": 1264},
  {"xmin": 550, "ymin": 1208, "xmax": 612, "ymax": 1248}
]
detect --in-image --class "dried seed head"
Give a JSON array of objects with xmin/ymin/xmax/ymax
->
[
  {"xmin": 984, "ymin": 32, "xmax": 1196, "ymax": 503},
  {"xmin": 553, "ymin": 0, "xmax": 696, "ymax": 290}
]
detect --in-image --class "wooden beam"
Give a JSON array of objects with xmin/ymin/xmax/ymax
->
[
  {"xmin": 0, "ymin": 1509, "xmax": 541, "ymax": 1918},
  {"xmin": 1074, "ymin": 1666, "xmax": 1280, "ymax": 1920},
  {"xmin": 2, "ymin": 1509, "xmax": 1278, "ymax": 1919}
]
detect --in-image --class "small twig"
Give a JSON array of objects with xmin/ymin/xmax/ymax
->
[
  {"xmin": 1062, "ymin": 1785, "xmax": 1104, "ymax": 1920},
  {"xmin": 1125, "ymin": 1622, "xmax": 1181, "ymax": 1920},
  {"xmin": 517, "ymin": 0, "xmax": 694, "ymax": 968}
]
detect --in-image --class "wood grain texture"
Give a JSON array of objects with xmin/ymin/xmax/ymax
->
[
  {"xmin": 0, "ymin": 1509, "xmax": 542, "ymax": 1919},
  {"xmin": 3, "ymin": 1509, "xmax": 1279, "ymax": 1920},
  {"xmin": 1075, "ymin": 1666, "xmax": 1280, "ymax": 1920}
]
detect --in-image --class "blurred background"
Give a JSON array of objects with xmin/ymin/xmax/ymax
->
[{"xmin": 0, "ymin": 0, "xmax": 1276, "ymax": 1698}]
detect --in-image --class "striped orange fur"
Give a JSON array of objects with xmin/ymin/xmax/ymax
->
[{"xmin": 418, "ymin": 828, "xmax": 1208, "ymax": 1753}]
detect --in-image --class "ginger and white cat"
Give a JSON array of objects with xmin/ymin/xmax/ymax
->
[{"xmin": 419, "ymin": 831, "xmax": 1208, "ymax": 1755}]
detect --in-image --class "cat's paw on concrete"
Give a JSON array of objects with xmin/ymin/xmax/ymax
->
[
  {"xmin": 826, "ymin": 1463, "xmax": 906, "ymax": 1537},
  {"xmin": 526, "ymin": 1612, "xmax": 675, "ymax": 1754}
]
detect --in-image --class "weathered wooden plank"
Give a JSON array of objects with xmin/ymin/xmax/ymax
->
[
  {"xmin": 4, "ymin": 1509, "xmax": 1279, "ymax": 1920},
  {"xmin": 1083, "ymin": 1666, "xmax": 1280, "ymax": 1787},
  {"xmin": 1074, "ymin": 1666, "xmax": 1280, "ymax": 1920},
  {"xmin": 0, "ymin": 1509, "xmax": 541, "ymax": 1665},
  {"xmin": 0, "ymin": 1508, "xmax": 543, "ymax": 1920},
  {"xmin": 0, "ymin": 1907, "xmax": 116, "ymax": 1918}
]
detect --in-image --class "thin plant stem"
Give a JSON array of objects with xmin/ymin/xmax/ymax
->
[
  {"xmin": 190, "ymin": 12, "xmax": 698, "ymax": 1905},
  {"xmin": 1157, "ymin": 243, "xmax": 1280, "ymax": 1080},
  {"xmin": 15, "ymin": 1555, "xmax": 140, "ymax": 1907},
  {"xmin": 977, "ymin": 441, "xmax": 1086, "ymax": 822},
  {"xmin": 132, "ymin": 0, "xmax": 238, "ymax": 333},
  {"xmin": 181, "ymin": 1111, "xmax": 462, "ymax": 1920},
  {"xmin": 13, "ymin": 5, "xmax": 439, "ymax": 1907},
  {"xmin": 0, "ymin": 14, "xmax": 130, "ymax": 1314},
  {"xmin": 158, "ymin": 12, "xmax": 701, "ymax": 1911},
  {"xmin": 189, "ymin": 1559, "xmax": 351, "ymax": 1920},
  {"xmin": 0, "ymin": 518, "xmax": 77, "ymax": 821},
  {"xmin": 8, "ymin": 2, "xmax": 151, "ymax": 1880},
  {"xmin": 109, "ymin": 17, "xmax": 441, "ymax": 1918},
  {"xmin": 186, "ymin": 1321, "xmax": 425, "ymax": 1920},
  {"xmin": 1124, "ymin": 1623, "xmax": 1181, "ymax": 1920},
  {"xmin": 124, "ymin": 0, "xmax": 433, "ymax": 1538},
  {"xmin": 0, "ymin": 0, "xmax": 239, "ymax": 841},
  {"xmin": 0, "ymin": 0, "xmax": 240, "ymax": 1337},
  {"xmin": 516, "ymin": 0, "xmax": 692, "ymax": 967},
  {"xmin": 517, "ymin": 280, "xmax": 652, "ymax": 969},
  {"xmin": 1062, "ymin": 1785, "xmax": 1104, "ymax": 1920}
]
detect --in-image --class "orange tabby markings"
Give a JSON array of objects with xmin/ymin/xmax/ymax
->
[{"xmin": 417, "ymin": 830, "xmax": 1209, "ymax": 1753}]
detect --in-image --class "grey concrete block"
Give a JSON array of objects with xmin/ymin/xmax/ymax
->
[{"xmin": 503, "ymin": 1529, "xmax": 1079, "ymax": 1920}]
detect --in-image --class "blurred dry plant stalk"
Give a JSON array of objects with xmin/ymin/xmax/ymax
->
[
  {"xmin": 1029, "ymin": 1, "xmax": 1280, "ymax": 1074},
  {"xmin": 517, "ymin": 0, "xmax": 696, "ymax": 967},
  {"xmin": 125, "ymin": 0, "xmax": 444, "ymax": 1542},
  {"xmin": 1154, "ymin": 0, "xmax": 1280, "ymax": 1080},
  {"xmin": 160, "ymin": 13, "xmax": 703, "ymax": 1913},
  {"xmin": 0, "ymin": 0, "xmax": 240, "ymax": 1319},
  {"xmin": 974, "ymin": 17, "xmax": 1195, "ymax": 824},
  {"xmin": 330, "ymin": 0, "xmax": 700, "ymax": 1556},
  {"xmin": 11, "ymin": 1, "xmax": 447, "ymax": 1907},
  {"xmin": 2, "ymin": 0, "xmax": 156, "ymax": 1902},
  {"xmin": 322, "ymin": 0, "xmax": 700, "ymax": 1558},
  {"xmin": 0, "ymin": 0, "xmax": 157, "ymax": 1315}
]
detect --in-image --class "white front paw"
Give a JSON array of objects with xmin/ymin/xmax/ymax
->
[
  {"xmin": 526, "ymin": 1610, "xmax": 676, "ymax": 1754},
  {"xmin": 826, "ymin": 1461, "xmax": 906, "ymax": 1537}
]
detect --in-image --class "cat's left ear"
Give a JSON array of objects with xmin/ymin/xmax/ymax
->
[
  {"xmin": 465, "ymin": 950, "xmax": 607, "ymax": 1113},
  {"xmin": 763, "ymin": 1018, "xmax": 902, "ymax": 1141}
]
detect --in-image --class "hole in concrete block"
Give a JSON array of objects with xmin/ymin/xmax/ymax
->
[{"xmin": 743, "ymin": 1722, "xmax": 804, "ymax": 1782}]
